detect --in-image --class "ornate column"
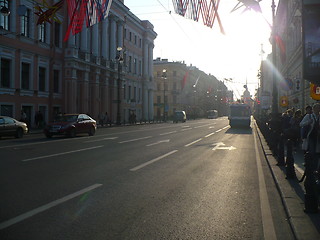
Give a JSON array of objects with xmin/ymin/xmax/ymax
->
[
  {"xmin": 143, "ymin": 40, "xmax": 149, "ymax": 78},
  {"xmin": 80, "ymin": 22, "xmax": 88, "ymax": 52},
  {"xmin": 102, "ymin": 18, "xmax": 109, "ymax": 60},
  {"xmin": 117, "ymin": 20, "xmax": 123, "ymax": 48},
  {"xmin": 110, "ymin": 17, "xmax": 117, "ymax": 61},
  {"xmin": 92, "ymin": 23, "xmax": 99, "ymax": 56}
]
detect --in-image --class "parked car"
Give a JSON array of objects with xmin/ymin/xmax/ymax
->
[
  {"xmin": 44, "ymin": 114, "xmax": 97, "ymax": 138},
  {"xmin": 0, "ymin": 116, "xmax": 28, "ymax": 138},
  {"xmin": 173, "ymin": 111, "xmax": 187, "ymax": 123}
]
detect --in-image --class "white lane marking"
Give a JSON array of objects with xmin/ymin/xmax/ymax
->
[
  {"xmin": 205, "ymin": 132, "xmax": 215, "ymax": 138},
  {"xmin": 181, "ymin": 128, "xmax": 192, "ymax": 131},
  {"xmin": 160, "ymin": 131, "xmax": 177, "ymax": 136},
  {"xmin": 194, "ymin": 124, "xmax": 212, "ymax": 129},
  {"xmin": 146, "ymin": 139, "xmax": 170, "ymax": 147},
  {"xmin": 0, "ymin": 136, "xmax": 91, "ymax": 150},
  {"xmin": 222, "ymin": 126, "xmax": 229, "ymax": 129},
  {"xmin": 130, "ymin": 150, "xmax": 178, "ymax": 171},
  {"xmin": 22, "ymin": 146, "xmax": 103, "ymax": 162},
  {"xmin": 84, "ymin": 137, "xmax": 118, "ymax": 143},
  {"xmin": 185, "ymin": 138, "xmax": 203, "ymax": 147},
  {"xmin": 253, "ymin": 129, "xmax": 277, "ymax": 239},
  {"xmin": 215, "ymin": 129, "xmax": 223, "ymax": 133},
  {"xmin": 118, "ymin": 136, "xmax": 152, "ymax": 144},
  {"xmin": 0, "ymin": 184, "xmax": 102, "ymax": 230}
]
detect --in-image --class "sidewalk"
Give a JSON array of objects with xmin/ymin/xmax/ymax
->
[{"xmin": 255, "ymin": 123, "xmax": 320, "ymax": 240}]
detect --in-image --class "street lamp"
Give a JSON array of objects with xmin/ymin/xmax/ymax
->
[
  {"xmin": 116, "ymin": 47, "xmax": 123, "ymax": 125},
  {"xmin": 162, "ymin": 69, "xmax": 167, "ymax": 122},
  {"xmin": 0, "ymin": 1, "xmax": 10, "ymax": 16},
  {"xmin": 271, "ymin": 0, "xmax": 278, "ymax": 116}
]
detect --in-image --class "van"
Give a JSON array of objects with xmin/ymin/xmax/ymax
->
[{"xmin": 173, "ymin": 111, "xmax": 186, "ymax": 123}]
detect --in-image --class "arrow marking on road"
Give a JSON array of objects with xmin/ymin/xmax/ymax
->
[
  {"xmin": 212, "ymin": 142, "xmax": 236, "ymax": 151},
  {"xmin": 146, "ymin": 139, "xmax": 170, "ymax": 147}
]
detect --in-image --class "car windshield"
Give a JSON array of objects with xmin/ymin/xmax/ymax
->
[{"xmin": 54, "ymin": 115, "xmax": 78, "ymax": 122}]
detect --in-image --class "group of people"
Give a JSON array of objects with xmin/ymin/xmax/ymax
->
[
  {"xmin": 280, "ymin": 104, "xmax": 320, "ymax": 171},
  {"xmin": 98, "ymin": 112, "xmax": 111, "ymax": 127}
]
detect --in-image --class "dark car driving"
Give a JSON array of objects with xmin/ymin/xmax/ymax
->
[
  {"xmin": 0, "ymin": 116, "xmax": 28, "ymax": 138},
  {"xmin": 44, "ymin": 114, "xmax": 97, "ymax": 138}
]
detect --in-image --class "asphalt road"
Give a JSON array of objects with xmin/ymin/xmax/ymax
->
[{"xmin": 0, "ymin": 117, "xmax": 294, "ymax": 239}]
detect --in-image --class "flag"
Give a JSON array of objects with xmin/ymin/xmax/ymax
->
[{"xmin": 181, "ymin": 71, "xmax": 189, "ymax": 89}]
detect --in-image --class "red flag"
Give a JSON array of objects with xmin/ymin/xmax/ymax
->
[
  {"xmin": 181, "ymin": 71, "xmax": 189, "ymax": 89},
  {"xmin": 275, "ymin": 34, "xmax": 286, "ymax": 63}
]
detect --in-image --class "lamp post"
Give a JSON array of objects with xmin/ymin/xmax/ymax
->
[
  {"xmin": 271, "ymin": 0, "xmax": 278, "ymax": 116},
  {"xmin": 116, "ymin": 47, "xmax": 123, "ymax": 125},
  {"xmin": 162, "ymin": 69, "xmax": 167, "ymax": 122}
]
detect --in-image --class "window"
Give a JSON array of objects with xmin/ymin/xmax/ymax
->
[
  {"xmin": 21, "ymin": 8, "xmax": 31, "ymax": 37},
  {"xmin": 139, "ymin": 39, "xmax": 142, "ymax": 48},
  {"xmin": 157, "ymin": 96, "xmax": 161, "ymax": 104},
  {"xmin": 39, "ymin": 67, "xmax": 46, "ymax": 92},
  {"xmin": 128, "ymin": 56, "xmax": 132, "ymax": 72},
  {"xmin": 139, "ymin": 60, "xmax": 142, "ymax": 76},
  {"xmin": 54, "ymin": 22, "xmax": 61, "ymax": 47},
  {"xmin": 134, "ymin": 87, "xmax": 136, "ymax": 101},
  {"xmin": 173, "ymin": 71, "xmax": 177, "ymax": 77},
  {"xmin": 157, "ymin": 71, "xmax": 161, "ymax": 77},
  {"xmin": 134, "ymin": 35, "xmax": 137, "ymax": 45},
  {"xmin": 173, "ymin": 83, "xmax": 177, "ymax": 90},
  {"xmin": 1, "ymin": 58, "xmax": 11, "ymax": 88},
  {"xmin": 128, "ymin": 86, "xmax": 131, "ymax": 100},
  {"xmin": 123, "ymin": 84, "xmax": 126, "ymax": 99},
  {"xmin": 21, "ymin": 63, "xmax": 30, "ymax": 90},
  {"xmin": 53, "ymin": 70, "xmax": 60, "ymax": 93},
  {"xmin": 0, "ymin": 0, "xmax": 9, "ymax": 30},
  {"xmin": 157, "ymin": 83, "xmax": 161, "ymax": 90},
  {"xmin": 0, "ymin": 104, "xmax": 13, "ymax": 117},
  {"xmin": 38, "ymin": 23, "xmax": 46, "ymax": 42},
  {"xmin": 134, "ymin": 58, "xmax": 137, "ymax": 74},
  {"xmin": 139, "ymin": 88, "xmax": 141, "ymax": 102},
  {"xmin": 129, "ymin": 32, "xmax": 132, "ymax": 41}
]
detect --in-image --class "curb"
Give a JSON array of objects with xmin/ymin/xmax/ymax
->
[{"xmin": 255, "ymin": 122, "xmax": 320, "ymax": 240}]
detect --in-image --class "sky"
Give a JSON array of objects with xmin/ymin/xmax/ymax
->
[{"xmin": 125, "ymin": 0, "xmax": 276, "ymax": 100}]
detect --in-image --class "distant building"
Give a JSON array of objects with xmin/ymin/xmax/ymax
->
[
  {"xmin": 0, "ymin": 0, "xmax": 156, "ymax": 126},
  {"xmin": 153, "ymin": 58, "xmax": 229, "ymax": 120}
]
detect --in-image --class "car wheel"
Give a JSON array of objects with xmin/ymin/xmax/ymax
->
[
  {"xmin": 15, "ymin": 128, "xmax": 23, "ymax": 138},
  {"xmin": 88, "ymin": 126, "xmax": 96, "ymax": 136},
  {"xmin": 45, "ymin": 133, "xmax": 53, "ymax": 138},
  {"xmin": 69, "ymin": 128, "xmax": 76, "ymax": 138}
]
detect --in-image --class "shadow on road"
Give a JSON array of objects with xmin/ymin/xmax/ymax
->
[{"xmin": 225, "ymin": 127, "xmax": 252, "ymax": 135}]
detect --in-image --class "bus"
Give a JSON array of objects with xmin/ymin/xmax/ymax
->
[
  {"xmin": 207, "ymin": 110, "xmax": 218, "ymax": 119},
  {"xmin": 229, "ymin": 103, "xmax": 251, "ymax": 128}
]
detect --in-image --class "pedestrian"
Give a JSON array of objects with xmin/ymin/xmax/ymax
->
[
  {"xmin": 99, "ymin": 112, "xmax": 105, "ymax": 127},
  {"xmin": 35, "ymin": 111, "xmax": 44, "ymax": 128},
  {"xmin": 104, "ymin": 112, "xmax": 111, "ymax": 126},
  {"xmin": 288, "ymin": 109, "xmax": 302, "ymax": 149},
  {"xmin": 300, "ymin": 103, "xmax": 320, "ymax": 170}
]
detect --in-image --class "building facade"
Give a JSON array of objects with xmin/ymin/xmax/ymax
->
[
  {"xmin": 0, "ymin": 0, "xmax": 156, "ymax": 127},
  {"xmin": 153, "ymin": 58, "xmax": 229, "ymax": 120},
  {"xmin": 259, "ymin": 0, "xmax": 316, "ymax": 114}
]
